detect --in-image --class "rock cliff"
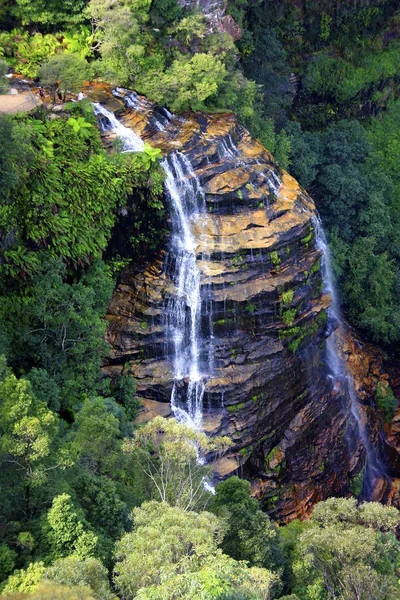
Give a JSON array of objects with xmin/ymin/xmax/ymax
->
[{"xmin": 92, "ymin": 86, "xmax": 376, "ymax": 521}]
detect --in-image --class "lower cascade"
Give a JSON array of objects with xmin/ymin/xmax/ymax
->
[{"xmin": 99, "ymin": 88, "xmax": 393, "ymax": 519}]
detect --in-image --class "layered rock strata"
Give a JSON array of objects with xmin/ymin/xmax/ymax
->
[{"xmin": 95, "ymin": 87, "xmax": 371, "ymax": 521}]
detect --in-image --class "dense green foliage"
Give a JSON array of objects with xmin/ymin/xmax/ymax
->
[
  {"xmin": 2, "ymin": 1, "xmax": 400, "ymax": 599},
  {"xmin": 0, "ymin": 98, "xmax": 167, "ymax": 595},
  {"xmin": 236, "ymin": 0, "xmax": 400, "ymax": 344}
]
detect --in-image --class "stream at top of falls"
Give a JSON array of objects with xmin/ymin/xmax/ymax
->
[
  {"xmin": 93, "ymin": 98, "xmax": 389, "ymax": 497},
  {"xmin": 314, "ymin": 216, "xmax": 389, "ymax": 499},
  {"xmin": 93, "ymin": 102, "xmax": 145, "ymax": 152}
]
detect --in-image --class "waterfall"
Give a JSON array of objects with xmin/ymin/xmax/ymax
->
[
  {"xmin": 162, "ymin": 152, "xmax": 208, "ymax": 430},
  {"xmin": 93, "ymin": 97, "xmax": 388, "ymax": 498},
  {"xmin": 93, "ymin": 102, "xmax": 145, "ymax": 152},
  {"xmin": 313, "ymin": 216, "xmax": 388, "ymax": 498},
  {"xmin": 93, "ymin": 100, "xmax": 211, "ymax": 430}
]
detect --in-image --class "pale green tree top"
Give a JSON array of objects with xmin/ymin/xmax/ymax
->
[{"xmin": 114, "ymin": 500, "xmax": 279, "ymax": 600}]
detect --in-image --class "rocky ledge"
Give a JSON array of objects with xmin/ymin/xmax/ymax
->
[{"xmin": 95, "ymin": 87, "xmax": 380, "ymax": 521}]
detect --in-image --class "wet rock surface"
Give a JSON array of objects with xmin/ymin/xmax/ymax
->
[{"xmin": 95, "ymin": 87, "xmax": 389, "ymax": 521}]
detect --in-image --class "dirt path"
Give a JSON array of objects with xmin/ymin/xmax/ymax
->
[{"xmin": 0, "ymin": 88, "xmax": 41, "ymax": 114}]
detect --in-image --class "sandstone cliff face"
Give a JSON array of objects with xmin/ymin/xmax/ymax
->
[{"xmin": 95, "ymin": 87, "xmax": 372, "ymax": 521}]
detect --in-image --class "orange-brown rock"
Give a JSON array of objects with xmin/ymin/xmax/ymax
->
[{"xmin": 96, "ymin": 88, "xmax": 369, "ymax": 522}]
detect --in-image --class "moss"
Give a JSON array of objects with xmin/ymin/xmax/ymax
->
[
  {"xmin": 311, "ymin": 257, "xmax": 322, "ymax": 274},
  {"xmin": 282, "ymin": 311, "xmax": 327, "ymax": 353},
  {"xmin": 349, "ymin": 467, "xmax": 365, "ymax": 497},
  {"xmin": 312, "ymin": 279, "xmax": 324, "ymax": 299},
  {"xmin": 318, "ymin": 459, "xmax": 327, "ymax": 473},
  {"xmin": 240, "ymin": 445, "xmax": 253, "ymax": 458},
  {"xmin": 286, "ymin": 246, "xmax": 291, "ymax": 254},
  {"xmin": 215, "ymin": 319, "xmax": 226, "ymax": 326},
  {"xmin": 230, "ymin": 347, "xmax": 237, "ymax": 359},
  {"xmin": 227, "ymin": 402, "xmax": 246, "ymax": 413},
  {"xmin": 246, "ymin": 303, "xmax": 256, "ymax": 314},
  {"xmin": 270, "ymin": 250, "xmax": 281, "ymax": 267},
  {"xmin": 265, "ymin": 446, "xmax": 280, "ymax": 464},
  {"xmin": 301, "ymin": 228, "xmax": 314, "ymax": 245},
  {"xmin": 265, "ymin": 446, "xmax": 286, "ymax": 475},
  {"xmin": 237, "ymin": 190, "xmax": 243, "ymax": 200},
  {"xmin": 282, "ymin": 309, "xmax": 297, "ymax": 326},
  {"xmin": 140, "ymin": 321, "xmax": 148, "ymax": 330},
  {"xmin": 279, "ymin": 326, "xmax": 301, "ymax": 340},
  {"xmin": 232, "ymin": 253, "xmax": 244, "ymax": 266},
  {"xmin": 263, "ymin": 494, "xmax": 279, "ymax": 509},
  {"xmin": 281, "ymin": 289, "xmax": 294, "ymax": 305},
  {"xmin": 376, "ymin": 381, "xmax": 397, "ymax": 424},
  {"xmin": 288, "ymin": 338, "xmax": 301, "ymax": 353},
  {"xmin": 252, "ymin": 395, "xmax": 258, "ymax": 403}
]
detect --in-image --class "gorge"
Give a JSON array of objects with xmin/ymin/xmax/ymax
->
[
  {"xmin": 4, "ymin": 1, "xmax": 400, "ymax": 595},
  {"xmin": 91, "ymin": 87, "xmax": 398, "ymax": 521}
]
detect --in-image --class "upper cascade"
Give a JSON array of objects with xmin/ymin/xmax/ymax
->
[{"xmin": 96, "ymin": 86, "xmax": 393, "ymax": 520}]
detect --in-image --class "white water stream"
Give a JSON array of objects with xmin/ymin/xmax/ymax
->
[
  {"xmin": 93, "ymin": 102, "xmax": 145, "ymax": 152},
  {"xmin": 93, "ymin": 102, "xmax": 210, "ymax": 429},
  {"xmin": 162, "ymin": 152, "xmax": 208, "ymax": 430},
  {"xmin": 314, "ymin": 216, "xmax": 387, "ymax": 497}
]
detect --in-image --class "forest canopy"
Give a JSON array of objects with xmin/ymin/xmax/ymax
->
[{"xmin": 2, "ymin": 1, "xmax": 400, "ymax": 599}]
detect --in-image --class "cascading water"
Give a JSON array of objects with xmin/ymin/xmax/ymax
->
[
  {"xmin": 93, "ymin": 100, "xmax": 211, "ymax": 429},
  {"xmin": 93, "ymin": 102, "xmax": 145, "ymax": 152},
  {"xmin": 162, "ymin": 152, "xmax": 208, "ymax": 430},
  {"xmin": 313, "ymin": 216, "xmax": 388, "ymax": 498}
]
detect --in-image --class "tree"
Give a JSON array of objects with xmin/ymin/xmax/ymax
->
[
  {"xmin": 39, "ymin": 53, "xmax": 92, "ymax": 101},
  {"xmin": 210, "ymin": 477, "xmax": 285, "ymax": 578},
  {"xmin": 124, "ymin": 416, "xmax": 230, "ymax": 510},
  {"xmin": 0, "ymin": 543, "xmax": 17, "ymax": 583},
  {"xmin": 26, "ymin": 368, "xmax": 61, "ymax": 413},
  {"xmin": 3, "ymin": 580, "xmax": 96, "ymax": 599},
  {"xmin": 43, "ymin": 494, "xmax": 98, "ymax": 560},
  {"xmin": 0, "ymin": 58, "xmax": 9, "ymax": 92},
  {"xmin": 70, "ymin": 396, "xmax": 123, "ymax": 475},
  {"xmin": 0, "ymin": 259, "xmax": 114, "ymax": 408},
  {"xmin": 291, "ymin": 498, "xmax": 400, "ymax": 600},
  {"xmin": 138, "ymin": 52, "xmax": 228, "ymax": 113},
  {"xmin": 45, "ymin": 555, "xmax": 116, "ymax": 600},
  {"xmin": 70, "ymin": 471, "xmax": 128, "ymax": 539},
  {"xmin": 1, "ymin": 562, "xmax": 46, "ymax": 595},
  {"xmin": 10, "ymin": 0, "xmax": 87, "ymax": 28},
  {"xmin": 114, "ymin": 501, "xmax": 280, "ymax": 600},
  {"xmin": 0, "ymin": 373, "xmax": 60, "ymax": 518}
]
